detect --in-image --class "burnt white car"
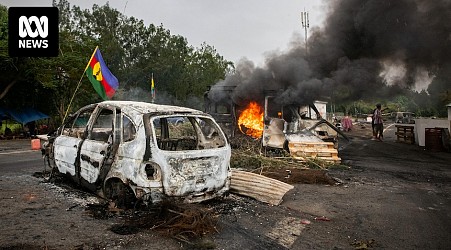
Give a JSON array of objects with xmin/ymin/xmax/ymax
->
[{"xmin": 44, "ymin": 101, "xmax": 231, "ymax": 206}]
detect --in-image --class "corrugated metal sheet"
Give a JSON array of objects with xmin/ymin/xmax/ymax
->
[{"xmin": 230, "ymin": 170, "xmax": 294, "ymax": 205}]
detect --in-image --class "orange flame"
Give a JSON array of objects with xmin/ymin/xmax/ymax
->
[{"xmin": 238, "ymin": 101, "xmax": 264, "ymax": 138}]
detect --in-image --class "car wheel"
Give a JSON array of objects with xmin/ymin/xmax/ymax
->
[{"xmin": 104, "ymin": 179, "xmax": 136, "ymax": 209}]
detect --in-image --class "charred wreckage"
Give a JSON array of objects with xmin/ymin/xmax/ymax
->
[
  {"xmin": 42, "ymin": 101, "xmax": 231, "ymax": 207},
  {"xmin": 204, "ymin": 85, "xmax": 348, "ymax": 163},
  {"xmin": 41, "ymin": 90, "xmax": 346, "ymax": 207}
]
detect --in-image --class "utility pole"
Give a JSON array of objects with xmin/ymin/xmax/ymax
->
[{"xmin": 300, "ymin": 10, "xmax": 309, "ymax": 55}]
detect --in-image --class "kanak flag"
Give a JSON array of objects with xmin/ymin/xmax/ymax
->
[{"xmin": 85, "ymin": 47, "xmax": 119, "ymax": 100}]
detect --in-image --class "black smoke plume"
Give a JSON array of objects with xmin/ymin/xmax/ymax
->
[{"xmin": 209, "ymin": 0, "xmax": 451, "ymax": 107}]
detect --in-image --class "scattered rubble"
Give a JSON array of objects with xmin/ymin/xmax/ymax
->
[
  {"xmin": 351, "ymin": 239, "xmax": 377, "ymax": 249},
  {"xmin": 229, "ymin": 133, "xmax": 339, "ymax": 170},
  {"xmin": 85, "ymin": 200, "xmax": 219, "ymax": 242}
]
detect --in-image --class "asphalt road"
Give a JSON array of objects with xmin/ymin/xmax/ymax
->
[
  {"xmin": 0, "ymin": 140, "xmax": 43, "ymax": 173},
  {"xmin": 0, "ymin": 127, "xmax": 450, "ymax": 249}
]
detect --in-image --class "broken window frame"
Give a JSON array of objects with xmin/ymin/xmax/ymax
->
[
  {"xmin": 121, "ymin": 113, "xmax": 137, "ymax": 143},
  {"xmin": 148, "ymin": 114, "xmax": 227, "ymax": 151},
  {"xmin": 88, "ymin": 108, "xmax": 115, "ymax": 143},
  {"xmin": 60, "ymin": 106, "xmax": 96, "ymax": 139}
]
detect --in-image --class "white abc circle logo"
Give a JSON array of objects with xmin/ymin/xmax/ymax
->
[{"xmin": 18, "ymin": 16, "xmax": 48, "ymax": 38}]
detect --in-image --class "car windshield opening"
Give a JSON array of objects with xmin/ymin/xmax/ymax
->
[{"xmin": 152, "ymin": 116, "xmax": 226, "ymax": 151}]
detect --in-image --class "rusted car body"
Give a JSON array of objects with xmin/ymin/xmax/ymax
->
[{"xmin": 44, "ymin": 101, "xmax": 231, "ymax": 205}]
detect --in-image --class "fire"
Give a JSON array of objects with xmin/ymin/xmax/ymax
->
[{"xmin": 238, "ymin": 101, "xmax": 264, "ymax": 138}]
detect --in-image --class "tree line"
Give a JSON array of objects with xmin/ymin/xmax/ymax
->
[
  {"xmin": 0, "ymin": 0, "xmax": 234, "ymax": 123},
  {"xmin": 0, "ymin": 0, "xmax": 449, "ymax": 126}
]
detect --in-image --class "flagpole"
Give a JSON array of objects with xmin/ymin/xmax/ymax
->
[
  {"xmin": 84, "ymin": 46, "xmax": 99, "ymax": 72},
  {"xmin": 61, "ymin": 73, "xmax": 85, "ymax": 125},
  {"xmin": 62, "ymin": 46, "xmax": 99, "ymax": 124},
  {"xmin": 151, "ymin": 73, "xmax": 155, "ymax": 103}
]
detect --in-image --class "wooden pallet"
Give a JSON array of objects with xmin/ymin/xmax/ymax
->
[
  {"xmin": 395, "ymin": 125, "xmax": 415, "ymax": 144},
  {"xmin": 288, "ymin": 142, "xmax": 341, "ymax": 164}
]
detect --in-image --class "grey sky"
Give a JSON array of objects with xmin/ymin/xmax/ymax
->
[{"xmin": 1, "ymin": 0, "xmax": 326, "ymax": 64}]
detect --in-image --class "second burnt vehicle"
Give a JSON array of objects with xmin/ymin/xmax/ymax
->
[
  {"xmin": 204, "ymin": 86, "xmax": 349, "ymax": 151},
  {"xmin": 43, "ymin": 101, "xmax": 231, "ymax": 207}
]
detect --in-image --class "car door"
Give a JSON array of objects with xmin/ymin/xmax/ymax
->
[
  {"xmin": 53, "ymin": 107, "xmax": 95, "ymax": 176},
  {"xmin": 78, "ymin": 107, "xmax": 117, "ymax": 184}
]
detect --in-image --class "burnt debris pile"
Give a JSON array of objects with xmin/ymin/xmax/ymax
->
[{"xmin": 104, "ymin": 201, "xmax": 218, "ymax": 241}]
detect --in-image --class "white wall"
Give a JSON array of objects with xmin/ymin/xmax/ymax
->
[
  {"xmin": 311, "ymin": 101, "xmax": 327, "ymax": 120},
  {"xmin": 414, "ymin": 119, "xmax": 450, "ymax": 146}
]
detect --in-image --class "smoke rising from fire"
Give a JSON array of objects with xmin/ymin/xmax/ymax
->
[{"xmin": 209, "ymin": 0, "xmax": 451, "ymax": 107}]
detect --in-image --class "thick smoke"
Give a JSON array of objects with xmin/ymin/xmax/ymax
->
[{"xmin": 209, "ymin": 0, "xmax": 451, "ymax": 106}]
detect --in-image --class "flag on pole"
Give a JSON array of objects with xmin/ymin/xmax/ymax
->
[
  {"xmin": 85, "ymin": 47, "xmax": 119, "ymax": 100},
  {"xmin": 151, "ymin": 74, "xmax": 156, "ymax": 99}
]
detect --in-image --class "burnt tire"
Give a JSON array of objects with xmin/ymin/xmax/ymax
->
[
  {"xmin": 43, "ymin": 154, "xmax": 58, "ymax": 182},
  {"xmin": 104, "ymin": 179, "xmax": 137, "ymax": 209}
]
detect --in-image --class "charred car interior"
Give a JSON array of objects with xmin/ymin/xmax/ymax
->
[
  {"xmin": 43, "ymin": 101, "xmax": 231, "ymax": 207},
  {"xmin": 152, "ymin": 116, "xmax": 227, "ymax": 151}
]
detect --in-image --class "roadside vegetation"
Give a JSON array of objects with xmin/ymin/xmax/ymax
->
[
  {"xmin": 0, "ymin": 0, "xmax": 233, "ymax": 124},
  {"xmin": 0, "ymin": 0, "xmax": 449, "ymax": 127}
]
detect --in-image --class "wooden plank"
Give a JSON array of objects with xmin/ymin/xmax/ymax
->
[
  {"xmin": 293, "ymin": 148, "xmax": 339, "ymax": 153},
  {"xmin": 395, "ymin": 132, "xmax": 414, "ymax": 136},
  {"xmin": 291, "ymin": 152, "xmax": 338, "ymax": 158},
  {"xmin": 292, "ymin": 156, "xmax": 341, "ymax": 163},
  {"xmin": 287, "ymin": 140, "xmax": 341, "ymax": 163},
  {"xmin": 288, "ymin": 142, "xmax": 335, "ymax": 147}
]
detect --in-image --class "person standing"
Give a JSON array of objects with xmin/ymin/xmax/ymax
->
[
  {"xmin": 373, "ymin": 104, "xmax": 383, "ymax": 141},
  {"xmin": 341, "ymin": 113, "xmax": 353, "ymax": 132},
  {"xmin": 371, "ymin": 107, "xmax": 377, "ymax": 139},
  {"xmin": 26, "ymin": 121, "xmax": 36, "ymax": 138}
]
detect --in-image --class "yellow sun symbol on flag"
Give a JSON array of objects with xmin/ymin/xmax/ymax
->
[{"xmin": 93, "ymin": 62, "xmax": 103, "ymax": 81}]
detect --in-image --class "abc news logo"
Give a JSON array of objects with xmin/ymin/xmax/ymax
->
[
  {"xmin": 8, "ymin": 7, "xmax": 59, "ymax": 57},
  {"xmin": 19, "ymin": 16, "xmax": 49, "ymax": 48}
]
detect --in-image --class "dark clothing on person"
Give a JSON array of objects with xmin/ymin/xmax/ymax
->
[
  {"xmin": 26, "ymin": 121, "xmax": 36, "ymax": 137},
  {"xmin": 373, "ymin": 105, "xmax": 383, "ymax": 140},
  {"xmin": 371, "ymin": 108, "xmax": 377, "ymax": 138}
]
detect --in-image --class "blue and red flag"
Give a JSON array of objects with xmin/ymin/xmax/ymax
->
[{"xmin": 85, "ymin": 47, "xmax": 119, "ymax": 100}]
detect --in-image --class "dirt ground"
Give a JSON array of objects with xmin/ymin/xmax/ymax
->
[{"xmin": 1, "ymin": 122, "xmax": 450, "ymax": 249}]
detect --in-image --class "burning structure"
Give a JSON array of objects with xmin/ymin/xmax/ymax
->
[
  {"xmin": 205, "ymin": 0, "xmax": 451, "ymax": 161},
  {"xmin": 204, "ymin": 85, "xmax": 346, "ymax": 163}
]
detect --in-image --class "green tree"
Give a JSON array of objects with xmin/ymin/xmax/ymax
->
[
  {"xmin": 1, "ymin": 0, "xmax": 233, "ymax": 120},
  {"xmin": 427, "ymin": 64, "xmax": 451, "ymax": 117}
]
